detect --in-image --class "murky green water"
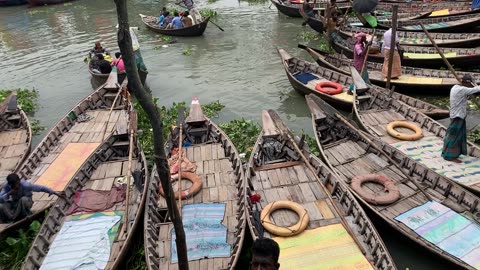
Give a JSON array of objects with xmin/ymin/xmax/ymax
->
[{"xmin": 0, "ymin": 1, "xmax": 461, "ymax": 269}]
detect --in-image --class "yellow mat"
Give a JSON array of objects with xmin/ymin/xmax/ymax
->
[
  {"xmin": 385, "ymin": 76, "xmax": 443, "ymax": 84},
  {"xmin": 403, "ymin": 52, "xmax": 457, "ymax": 59},
  {"xmin": 273, "ymin": 224, "xmax": 373, "ymax": 270},
  {"xmin": 430, "ymin": 9, "xmax": 450, "ymax": 17},
  {"xmin": 333, "ymin": 91, "xmax": 354, "ymax": 103},
  {"xmin": 35, "ymin": 143, "xmax": 100, "ymax": 191}
]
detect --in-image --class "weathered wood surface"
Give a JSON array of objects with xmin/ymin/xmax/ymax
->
[{"xmin": 0, "ymin": 79, "xmax": 128, "ymax": 236}]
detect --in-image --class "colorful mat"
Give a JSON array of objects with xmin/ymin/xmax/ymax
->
[
  {"xmin": 40, "ymin": 211, "xmax": 123, "ymax": 270},
  {"xmin": 430, "ymin": 9, "xmax": 450, "ymax": 17},
  {"xmin": 35, "ymin": 143, "xmax": 100, "ymax": 191},
  {"xmin": 403, "ymin": 22, "xmax": 450, "ymax": 30},
  {"xmin": 171, "ymin": 204, "xmax": 230, "ymax": 263},
  {"xmin": 395, "ymin": 201, "xmax": 480, "ymax": 269},
  {"xmin": 273, "ymin": 224, "xmax": 373, "ymax": 270},
  {"xmin": 386, "ymin": 76, "xmax": 443, "ymax": 84},
  {"xmin": 403, "ymin": 52, "xmax": 457, "ymax": 59},
  {"xmin": 391, "ymin": 136, "xmax": 480, "ymax": 187},
  {"xmin": 293, "ymin": 73, "xmax": 319, "ymax": 85}
]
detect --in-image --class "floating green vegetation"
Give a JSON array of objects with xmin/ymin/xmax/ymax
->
[
  {"xmin": 304, "ymin": 134, "xmax": 320, "ymax": 157},
  {"xmin": 63, "ymin": 2, "xmax": 72, "ymax": 6},
  {"xmin": 297, "ymin": 31, "xmax": 319, "ymax": 42},
  {"xmin": 0, "ymin": 89, "xmax": 45, "ymax": 135},
  {"xmin": 200, "ymin": 8, "xmax": 218, "ymax": 18},
  {"xmin": 219, "ymin": 119, "xmax": 261, "ymax": 160},
  {"xmin": 317, "ymin": 33, "xmax": 334, "ymax": 53},
  {"xmin": 160, "ymin": 35, "xmax": 173, "ymax": 43},
  {"xmin": 183, "ymin": 48, "xmax": 192, "ymax": 56},
  {"xmin": 27, "ymin": 9, "xmax": 47, "ymax": 15},
  {"xmin": 0, "ymin": 220, "xmax": 41, "ymax": 270},
  {"xmin": 207, "ymin": 0, "xmax": 218, "ymax": 3}
]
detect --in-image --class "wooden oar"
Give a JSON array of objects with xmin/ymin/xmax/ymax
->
[
  {"xmin": 124, "ymin": 110, "xmax": 137, "ymax": 232},
  {"xmin": 359, "ymin": 28, "xmax": 376, "ymax": 78},
  {"xmin": 267, "ymin": 109, "xmax": 367, "ymax": 255},
  {"xmin": 177, "ymin": 106, "xmax": 185, "ymax": 216}
]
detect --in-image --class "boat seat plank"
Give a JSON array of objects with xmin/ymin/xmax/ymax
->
[
  {"xmin": 255, "ymin": 161, "xmax": 303, "ymax": 171},
  {"xmin": 262, "ymin": 110, "xmax": 280, "ymax": 137}
]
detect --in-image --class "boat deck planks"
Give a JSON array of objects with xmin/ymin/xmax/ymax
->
[{"xmin": 156, "ymin": 142, "xmax": 237, "ymax": 269}]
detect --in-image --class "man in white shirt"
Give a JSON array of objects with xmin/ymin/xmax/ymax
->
[
  {"xmin": 381, "ymin": 28, "xmax": 402, "ymax": 79},
  {"xmin": 442, "ymin": 74, "xmax": 480, "ymax": 163}
]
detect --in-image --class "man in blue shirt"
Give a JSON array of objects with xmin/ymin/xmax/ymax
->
[
  {"xmin": 0, "ymin": 173, "xmax": 64, "ymax": 222},
  {"xmin": 167, "ymin": 11, "xmax": 184, "ymax": 29}
]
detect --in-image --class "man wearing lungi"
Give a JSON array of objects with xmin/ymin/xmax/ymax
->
[
  {"xmin": 442, "ymin": 74, "xmax": 480, "ymax": 163},
  {"xmin": 381, "ymin": 28, "xmax": 402, "ymax": 79}
]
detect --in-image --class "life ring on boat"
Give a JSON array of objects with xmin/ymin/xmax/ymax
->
[
  {"xmin": 386, "ymin": 121, "xmax": 423, "ymax": 141},
  {"xmin": 315, "ymin": 81, "xmax": 343, "ymax": 95},
  {"xmin": 350, "ymin": 174, "xmax": 400, "ymax": 205},
  {"xmin": 260, "ymin": 200, "xmax": 309, "ymax": 237},
  {"xmin": 158, "ymin": 172, "xmax": 203, "ymax": 200}
]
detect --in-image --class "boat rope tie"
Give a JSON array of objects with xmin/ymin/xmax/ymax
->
[{"xmin": 260, "ymin": 200, "xmax": 310, "ymax": 236}]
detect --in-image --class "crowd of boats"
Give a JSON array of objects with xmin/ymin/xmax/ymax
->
[{"xmin": 3, "ymin": 0, "xmax": 480, "ymax": 269}]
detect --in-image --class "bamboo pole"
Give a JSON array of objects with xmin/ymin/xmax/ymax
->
[
  {"xmin": 385, "ymin": 5, "xmax": 398, "ymax": 90},
  {"xmin": 177, "ymin": 121, "xmax": 183, "ymax": 216},
  {"xmin": 268, "ymin": 110, "xmax": 367, "ymax": 255},
  {"xmin": 124, "ymin": 110, "xmax": 136, "ymax": 232},
  {"xmin": 360, "ymin": 29, "xmax": 376, "ymax": 78}
]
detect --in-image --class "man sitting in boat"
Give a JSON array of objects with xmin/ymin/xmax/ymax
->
[
  {"xmin": 91, "ymin": 41, "xmax": 106, "ymax": 54},
  {"xmin": 166, "ymin": 11, "xmax": 184, "ymax": 29},
  {"xmin": 111, "ymin": 52, "xmax": 125, "ymax": 73},
  {"xmin": 0, "ymin": 173, "xmax": 64, "ymax": 223},
  {"xmin": 157, "ymin": 7, "xmax": 167, "ymax": 26},
  {"xmin": 181, "ymin": 11, "xmax": 193, "ymax": 27},
  {"xmin": 92, "ymin": 54, "xmax": 112, "ymax": 74},
  {"xmin": 176, "ymin": 0, "xmax": 202, "ymax": 24},
  {"xmin": 250, "ymin": 238, "xmax": 280, "ymax": 270},
  {"xmin": 442, "ymin": 74, "xmax": 480, "ymax": 163}
]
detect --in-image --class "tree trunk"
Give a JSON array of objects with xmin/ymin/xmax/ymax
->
[{"xmin": 113, "ymin": 1, "xmax": 189, "ymax": 269}]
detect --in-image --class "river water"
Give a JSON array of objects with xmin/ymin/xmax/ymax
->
[{"xmin": 0, "ymin": 0, "xmax": 461, "ymax": 269}]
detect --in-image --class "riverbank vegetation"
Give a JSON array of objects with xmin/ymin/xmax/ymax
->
[{"xmin": 0, "ymin": 89, "xmax": 45, "ymax": 135}]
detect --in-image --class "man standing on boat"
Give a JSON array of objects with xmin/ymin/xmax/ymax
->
[
  {"xmin": 0, "ymin": 173, "xmax": 64, "ymax": 223},
  {"xmin": 442, "ymin": 74, "xmax": 480, "ymax": 163},
  {"xmin": 381, "ymin": 28, "xmax": 402, "ymax": 79}
]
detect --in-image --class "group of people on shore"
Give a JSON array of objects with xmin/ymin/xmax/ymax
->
[{"xmin": 90, "ymin": 42, "xmax": 125, "ymax": 74}]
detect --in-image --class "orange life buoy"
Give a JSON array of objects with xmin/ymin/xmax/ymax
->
[
  {"xmin": 315, "ymin": 81, "xmax": 343, "ymax": 95},
  {"xmin": 350, "ymin": 174, "xmax": 400, "ymax": 205},
  {"xmin": 260, "ymin": 200, "xmax": 309, "ymax": 237},
  {"xmin": 386, "ymin": 121, "xmax": 423, "ymax": 141},
  {"xmin": 158, "ymin": 171, "xmax": 203, "ymax": 200}
]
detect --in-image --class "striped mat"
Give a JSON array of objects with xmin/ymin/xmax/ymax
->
[
  {"xmin": 395, "ymin": 201, "xmax": 480, "ymax": 269},
  {"xmin": 385, "ymin": 76, "xmax": 443, "ymax": 84},
  {"xmin": 403, "ymin": 52, "xmax": 457, "ymax": 59},
  {"xmin": 391, "ymin": 136, "xmax": 480, "ymax": 187},
  {"xmin": 273, "ymin": 224, "xmax": 373, "ymax": 270},
  {"xmin": 40, "ymin": 211, "xmax": 123, "ymax": 270},
  {"xmin": 171, "ymin": 204, "xmax": 230, "ymax": 263}
]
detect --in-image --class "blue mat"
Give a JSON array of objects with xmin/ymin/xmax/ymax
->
[
  {"xmin": 293, "ymin": 73, "xmax": 318, "ymax": 85},
  {"xmin": 171, "ymin": 204, "xmax": 230, "ymax": 263}
]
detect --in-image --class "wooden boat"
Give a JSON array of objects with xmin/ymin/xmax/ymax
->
[
  {"xmin": 245, "ymin": 109, "xmax": 396, "ymax": 269},
  {"xmin": 301, "ymin": 45, "xmax": 480, "ymax": 93},
  {"xmin": 0, "ymin": 93, "xmax": 31, "ymax": 185},
  {"xmin": 339, "ymin": 25, "xmax": 480, "ymax": 48},
  {"xmin": 28, "ymin": 0, "xmax": 74, "ymax": 5},
  {"xmin": 270, "ymin": 0, "xmax": 303, "ymax": 17},
  {"xmin": 0, "ymin": 0, "xmax": 27, "ymax": 6},
  {"xmin": 0, "ymin": 71, "xmax": 130, "ymax": 237},
  {"xmin": 349, "ymin": 66, "xmax": 480, "ymax": 194},
  {"xmin": 140, "ymin": 14, "xmax": 210, "ymax": 37},
  {"xmin": 331, "ymin": 34, "xmax": 480, "ymax": 68},
  {"xmin": 354, "ymin": 13, "xmax": 480, "ymax": 33},
  {"xmin": 307, "ymin": 92, "xmax": 480, "ymax": 270},
  {"xmin": 377, "ymin": 1, "xmax": 472, "ymax": 12},
  {"xmin": 22, "ymin": 108, "xmax": 148, "ymax": 269},
  {"xmin": 277, "ymin": 48, "xmax": 449, "ymax": 118},
  {"xmin": 88, "ymin": 28, "xmax": 148, "ymax": 87},
  {"xmin": 144, "ymin": 97, "xmax": 246, "ymax": 269}
]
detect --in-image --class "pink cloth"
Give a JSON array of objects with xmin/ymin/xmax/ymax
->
[
  {"xmin": 111, "ymin": 58, "xmax": 125, "ymax": 72},
  {"xmin": 353, "ymin": 43, "xmax": 365, "ymax": 71}
]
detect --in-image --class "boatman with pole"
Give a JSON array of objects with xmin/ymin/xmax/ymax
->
[{"xmin": 442, "ymin": 74, "xmax": 480, "ymax": 163}]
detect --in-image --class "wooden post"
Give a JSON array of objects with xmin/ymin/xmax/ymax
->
[
  {"xmin": 325, "ymin": 0, "xmax": 332, "ymax": 47},
  {"xmin": 385, "ymin": 5, "xmax": 398, "ymax": 90},
  {"xmin": 124, "ymin": 110, "xmax": 137, "ymax": 232}
]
